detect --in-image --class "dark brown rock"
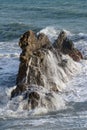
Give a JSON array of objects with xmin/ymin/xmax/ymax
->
[
  {"xmin": 19, "ymin": 30, "xmax": 37, "ymax": 50},
  {"xmin": 68, "ymin": 49, "xmax": 83, "ymax": 61},
  {"xmin": 62, "ymin": 38, "xmax": 74, "ymax": 51},
  {"xmin": 54, "ymin": 31, "xmax": 66, "ymax": 49},
  {"xmin": 19, "ymin": 30, "xmax": 51, "ymax": 52},
  {"xmin": 28, "ymin": 92, "xmax": 40, "ymax": 109},
  {"xmin": 11, "ymin": 83, "xmax": 27, "ymax": 98},
  {"xmin": 16, "ymin": 63, "xmax": 27, "ymax": 84},
  {"xmin": 16, "ymin": 30, "xmax": 51, "ymax": 85},
  {"xmin": 37, "ymin": 33, "xmax": 51, "ymax": 49},
  {"xmin": 11, "ymin": 30, "xmax": 83, "ymax": 110},
  {"xmin": 54, "ymin": 31, "xmax": 83, "ymax": 61},
  {"xmin": 62, "ymin": 38, "xmax": 83, "ymax": 61}
]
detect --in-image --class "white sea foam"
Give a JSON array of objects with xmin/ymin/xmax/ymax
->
[
  {"xmin": 38, "ymin": 26, "xmax": 59, "ymax": 43},
  {"xmin": 0, "ymin": 85, "xmax": 66, "ymax": 118},
  {"xmin": 0, "ymin": 40, "xmax": 20, "ymax": 60},
  {"xmin": 0, "ymin": 53, "xmax": 19, "ymax": 58},
  {"xmin": 63, "ymin": 60, "xmax": 87, "ymax": 103},
  {"xmin": 0, "ymin": 51, "xmax": 82, "ymax": 118},
  {"xmin": 38, "ymin": 26, "xmax": 73, "ymax": 43},
  {"xmin": 74, "ymin": 39, "xmax": 87, "ymax": 59},
  {"xmin": 78, "ymin": 33, "xmax": 87, "ymax": 39},
  {"xmin": 42, "ymin": 50, "xmax": 81, "ymax": 91},
  {"xmin": 6, "ymin": 86, "xmax": 16, "ymax": 97}
]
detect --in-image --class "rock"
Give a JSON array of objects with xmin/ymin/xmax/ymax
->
[
  {"xmin": 54, "ymin": 31, "xmax": 66, "ymax": 49},
  {"xmin": 54, "ymin": 31, "xmax": 83, "ymax": 61},
  {"xmin": 16, "ymin": 30, "xmax": 51, "ymax": 85},
  {"xmin": 19, "ymin": 30, "xmax": 37, "ymax": 50},
  {"xmin": 28, "ymin": 92, "xmax": 40, "ymax": 109},
  {"xmin": 62, "ymin": 38, "xmax": 83, "ymax": 61},
  {"xmin": 11, "ymin": 29, "xmax": 83, "ymax": 110},
  {"xmin": 51, "ymin": 85, "xmax": 59, "ymax": 92},
  {"xmin": 11, "ymin": 83, "xmax": 28, "ymax": 98},
  {"xmin": 19, "ymin": 30, "xmax": 51, "ymax": 51},
  {"xmin": 37, "ymin": 33, "xmax": 51, "ymax": 48},
  {"xmin": 62, "ymin": 38, "xmax": 74, "ymax": 51},
  {"xmin": 68, "ymin": 49, "xmax": 83, "ymax": 62},
  {"xmin": 16, "ymin": 63, "xmax": 27, "ymax": 84}
]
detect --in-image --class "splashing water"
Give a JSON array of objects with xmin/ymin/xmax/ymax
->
[{"xmin": 0, "ymin": 50, "xmax": 82, "ymax": 118}]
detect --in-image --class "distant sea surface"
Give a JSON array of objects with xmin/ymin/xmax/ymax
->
[
  {"xmin": 0, "ymin": 0, "xmax": 87, "ymax": 41},
  {"xmin": 0, "ymin": 0, "xmax": 87, "ymax": 130}
]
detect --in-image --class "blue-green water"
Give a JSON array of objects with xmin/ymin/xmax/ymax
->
[
  {"xmin": 0, "ymin": 0, "xmax": 87, "ymax": 130},
  {"xmin": 0, "ymin": 0, "xmax": 87, "ymax": 41}
]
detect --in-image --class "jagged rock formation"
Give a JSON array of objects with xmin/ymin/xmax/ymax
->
[
  {"xmin": 54, "ymin": 31, "xmax": 83, "ymax": 61},
  {"xmin": 11, "ymin": 30, "xmax": 83, "ymax": 110},
  {"xmin": 16, "ymin": 30, "xmax": 51, "ymax": 85}
]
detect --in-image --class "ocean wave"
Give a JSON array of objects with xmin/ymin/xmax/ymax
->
[
  {"xmin": 0, "ymin": 41, "xmax": 20, "ymax": 59},
  {"xmin": 74, "ymin": 40, "xmax": 87, "ymax": 59},
  {"xmin": 0, "ymin": 40, "xmax": 20, "ymax": 58},
  {"xmin": 78, "ymin": 33, "xmax": 87, "ymax": 40},
  {"xmin": 38, "ymin": 26, "xmax": 73, "ymax": 43},
  {"xmin": 73, "ymin": 33, "xmax": 87, "ymax": 58},
  {"xmin": 0, "ymin": 85, "xmax": 66, "ymax": 118},
  {"xmin": 0, "ymin": 40, "xmax": 19, "ymax": 47},
  {"xmin": 0, "ymin": 23, "xmax": 27, "ymax": 41},
  {"xmin": 0, "ymin": 53, "xmax": 19, "ymax": 58},
  {"xmin": 0, "ymin": 23, "xmax": 40, "ymax": 41},
  {"xmin": 63, "ymin": 60, "xmax": 87, "ymax": 103}
]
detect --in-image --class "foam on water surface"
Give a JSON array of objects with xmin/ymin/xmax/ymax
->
[{"xmin": 38, "ymin": 26, "xmax": 73, "ymax": 43}]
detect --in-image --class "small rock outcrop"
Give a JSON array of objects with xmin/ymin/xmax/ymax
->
[
  {"xmin": 11, "ymin": 30, "xmax": 83, "ymax": 110},
  {"xmin": 54, "ymin": 31, "xmax": 83, "ymax": 61}
]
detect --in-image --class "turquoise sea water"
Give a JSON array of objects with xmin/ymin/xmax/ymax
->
[
  {"xmin": 0, "ymin": 0, "xmax": 87, "ymax": 130},
  {"xmin": 0, "ymin": 0, "xmax": 87, "ymax": 41}
]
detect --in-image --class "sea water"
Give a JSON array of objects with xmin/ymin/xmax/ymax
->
[{"xmin": 0, "ymin": 0, "xmax": 87, "ymax": 130}]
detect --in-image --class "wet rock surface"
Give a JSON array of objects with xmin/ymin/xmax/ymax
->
[
  {"xmin": 11, "ymin": 30, "xmax": 83, "ymax": 110},
  {"xmin": 54, "ymin": 31, "xmax": 83, "ymax": 61}
]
